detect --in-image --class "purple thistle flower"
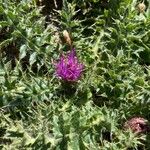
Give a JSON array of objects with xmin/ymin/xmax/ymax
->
[{"xmin": 55, "ymin": 48, "xmax": 84, "ymax": 82}]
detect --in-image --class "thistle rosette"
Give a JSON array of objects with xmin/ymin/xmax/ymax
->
[{"xmin": 55, "ymin": 48, "xmax": 84, "ymax": 82}]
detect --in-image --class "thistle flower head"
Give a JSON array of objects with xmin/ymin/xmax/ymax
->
[
  {"xmin": 124, "ymin": 117, "xmax": 150, "ymax": 134},
  {"xmin": 137, "ymin": 2, "xmax": 146, "ymax": 13},
  {"xmin": 55, "ymin": 48, "xmax": 84, "ymax": 82}
]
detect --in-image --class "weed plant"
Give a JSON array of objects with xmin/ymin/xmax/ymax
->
[{"xmin": 0, "ymin": 0, "xmax": 150, "ymax": 149}]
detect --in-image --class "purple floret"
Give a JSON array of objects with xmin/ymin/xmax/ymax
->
[{"xmin": 55, "ymin": 48, "xmax": 84, "ymax": 82}]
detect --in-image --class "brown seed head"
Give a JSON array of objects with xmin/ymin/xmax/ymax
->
[
  {"xmin": 137, "ymin": 2, "xmax": 146, "ymax": 13},
  {"xmin": 63, "ymin": 30, "xmax": 72, "ymax": 46}
]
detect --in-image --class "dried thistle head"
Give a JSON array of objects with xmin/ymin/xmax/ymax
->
[
  {"xmin": 124, "ymin": 117, "xmax": 150, "ymax": 134},
  {"xmin": 137, "ymin": 2, "xmax": 146, "ymax": 13},
  {"xmin": 63, "ymin": 30, "xmax": 72, "ymax": 46}
]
